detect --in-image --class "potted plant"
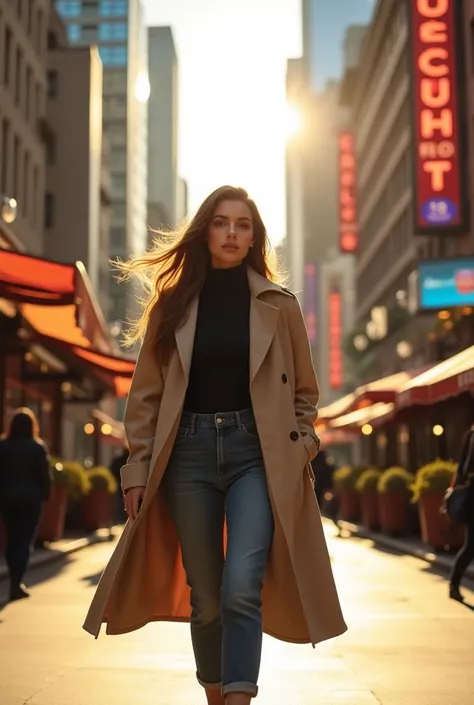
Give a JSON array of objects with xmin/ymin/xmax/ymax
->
[
  {"xmin": 356, "ymin": 468, "xmax": 381, "ymax": 530},
  {"xmin": 377, "ymin": 467, "xmax": 413, "ymax": 536},
  {"xmin": 333, "ymin": 466, "xmax": 365, "ymax": 522},
  {"xmin": 38, "ymin": 459, "xmax": 91, "ymax": 542},
  {"xmin": 81, "ymin": 466, "xmax": 118, "ymax": 531},
  {"xmin": 412, "ymin": 459, "xmax": 464, "ymax": 550}
]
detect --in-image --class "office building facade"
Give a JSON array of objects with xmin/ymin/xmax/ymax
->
[
  {"xmin": 342, "ymin": 0, "xmax": 474, "ymax": 382},
  {"xmin": 55, "ymin": 0, "xmax": 149, "ymax": 324},
  {"xmin": 0, "ymin": 0, "xmax": 49, "ymax": 253},
  {"xmin": 147, "ymin": 26, "xmax": 179, "ymax": 230}
]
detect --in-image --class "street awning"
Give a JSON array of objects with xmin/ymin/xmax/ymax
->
[
  {"xmin": 329, "ymin": 402, "xmax": 395, "ymax": 430},
  {"xmin": 0, "ymin": 249, "xmax": 136, "ymax": 396},
  {"xmin": 317, "ymin": 368, "xmax": 429, "ymax": 423},
  {"xmin": 397, "ymin": 345, "xmax": 474, "ymax": 408},
  {"xmin": 0, "ymin": 249, "xmax": 76, "ymax": 305}
]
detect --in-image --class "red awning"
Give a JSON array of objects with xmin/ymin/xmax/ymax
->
[
  {"xmin": 0, "ymin": 249, "xmax": 136, "ymax": 396},
  {"xmin": 0, "ymin": 249, "xmax": 76, "ymax": 305},
  {"xmin": 317, "ymin": 368, "xmax": 431, "ymax": 423},
  {"xmin": 397, "ymin": 346, "xmax": 474, "ymax": 408}
]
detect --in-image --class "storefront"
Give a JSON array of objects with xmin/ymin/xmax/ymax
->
[{"xmin": 0, "ymin": 249, "xmax": 134, "ymax": 460}]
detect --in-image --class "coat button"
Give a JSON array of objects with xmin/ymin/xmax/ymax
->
[
  {"xmin": 282, "ymin": 373, "xmax": 288, "ymax": 384},
  {"xmin": 290, "ymin": 431, "xmax": 299, "ymax": 441}
]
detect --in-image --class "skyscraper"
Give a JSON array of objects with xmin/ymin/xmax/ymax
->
[
  {"xmin": 301, "ymin": 0, "xmax": 374, "ymax": 91},
  {"xmin": 147, "ymin": 26, "xmax": 179, "ymax": 231},
  {"xmin": 55, "ymin": 0, "xmax": 149, "ymax": 325}
]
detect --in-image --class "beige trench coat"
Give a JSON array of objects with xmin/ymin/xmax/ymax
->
[{"xmin": 83, "ymin": 267, "xmax": 347, "ymax": 645}]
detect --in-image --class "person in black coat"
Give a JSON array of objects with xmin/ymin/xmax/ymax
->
[
  {"xmin": 450, "ymin": 425, "xmax": 474, "ymax": 602},
  {"xmin": 0, "ymin": 408, "xmax": 52, "ymax": 600}
]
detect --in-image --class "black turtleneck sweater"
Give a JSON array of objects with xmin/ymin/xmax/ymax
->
[{"xmin": 184, "ymin": 263, "xmax": 252, "ymax": 413}]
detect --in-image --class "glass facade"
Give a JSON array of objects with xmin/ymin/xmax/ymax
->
[
  {"xmin": 100, "ymin": 1, "xmax": 127, "ymax": 17},
  {"xmin": 99, "ymin": 22, "xmax": 128, "ymax": 40},
  {"xmin": 56, "ymin": 0, "xmax": 81, "ymax": 17},
  {"xmin": 99, "ymin": 45, "xmax": 127, "ymax": 66}
]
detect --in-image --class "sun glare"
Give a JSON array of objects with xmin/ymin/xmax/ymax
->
[{"xmin": 284, "ymin": 103, "xmax": 301, "ymax": 138}]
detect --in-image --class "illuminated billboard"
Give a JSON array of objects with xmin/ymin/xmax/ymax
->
[
  {"xmin": 410, "ymin": 0, "xmax": 469, "ymax": 234},
  {"xmin": 338, "ymin": 132, "xmax": 358, "ymax": 253},
  {"xmin": 419, "ymin": 258, "xmax": 474, "ymax": 310},
  {"xmin": 329, "ymin": 290, "xmax": 343, "ymax": 389}
]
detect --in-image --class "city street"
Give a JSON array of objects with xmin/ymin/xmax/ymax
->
[{"xmin": 1, "ymin": 524, "xmax": 473, "ymax": 705}]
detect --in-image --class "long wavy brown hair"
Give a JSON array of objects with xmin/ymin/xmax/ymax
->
[{"xmin": 117, "ymin": 185, "xmax": 282, "ymax": 362}]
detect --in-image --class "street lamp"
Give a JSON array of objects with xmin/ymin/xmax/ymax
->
[{"xmin": 1, "ymin": 195, "xmax": 18, "ymax": 224}]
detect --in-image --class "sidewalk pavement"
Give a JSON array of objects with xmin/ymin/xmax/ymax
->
[
  {"xmin": 336, "ymin": 518, "xmax": 474, "ymax": 581},
  {"xmin": 0, "ymin": 526, "xmax": 121, "ymax": 582}
]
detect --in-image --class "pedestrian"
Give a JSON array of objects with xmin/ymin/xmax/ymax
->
[
  {"xmin": 449, "ymin": 424, "xmax": 474, "ymax": 602},
  {"xmin": 0, "ymin": 407, "xmax": 51, "ymax": 601},
  {"xmin": 83, "ymin": 185, "xmax": 347, "ymax": 703}
]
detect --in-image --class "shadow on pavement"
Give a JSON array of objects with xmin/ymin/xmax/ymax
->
[
  {"xmin": 81, "ymin": 571, "xmax": 103, "ymax": 587},
  {"xmin": 0, "ymin": 551, "xmax": 74, "ymax": 610}
]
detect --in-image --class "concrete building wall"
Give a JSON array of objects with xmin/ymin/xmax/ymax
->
[
  {"xmin": 44, "ymin": 46, "xmax": 104, "ymax": 300},
  {"xmin": 55, "ymin": 0, "xmax": 149, "ymax": 326},
  {"xmin": 0, "ymin": 0, "xmax": 50, "ymax": 253},
  {"xmin": 147, "ymin": 26, "xmax": 178, "ymax": 229}
]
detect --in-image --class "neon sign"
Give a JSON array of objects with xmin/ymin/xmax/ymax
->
[
  {"xmin": 338, "ymin": 132, "xmax": 358, "ymax": 253},
  {"xmin": 329, "ymin": 290, "xmax": 343, "ymax": 389},
  {"xmin": 410, "ymin": 0, "xmax": 468, "ymax": 233}
]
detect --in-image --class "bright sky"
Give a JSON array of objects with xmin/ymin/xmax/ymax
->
[{"xmin": 142, "ymin": 0, "xmax": 302, "ymax": 245}]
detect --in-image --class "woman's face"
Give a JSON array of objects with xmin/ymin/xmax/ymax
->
[{"xmin": 206, "ymin": 200, "xmax": 254, "ymax": 269}]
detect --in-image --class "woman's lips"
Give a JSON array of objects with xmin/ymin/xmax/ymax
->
[{"xmin": 222, "ymin": 244, "xmax": 239, "ymax": 251}]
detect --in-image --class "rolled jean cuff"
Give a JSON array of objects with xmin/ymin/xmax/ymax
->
[
  {"xmin": 197, "ymin": 674, "xmax": 221, "ymax": 690},
  {"xmin": 222, "ymin": 682, "xmax": 258, "ymax": 698}
]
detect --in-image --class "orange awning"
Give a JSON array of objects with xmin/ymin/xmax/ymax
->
[
  {"xmin": 0, "ymin": 249, "xmax": 136, "ymax": 396},
  {"xmin": 0, "ymin": 249, "xmax": 76, "ymax": 305}
]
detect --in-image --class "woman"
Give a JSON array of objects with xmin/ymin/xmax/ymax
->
[
  {"xmin": 450, "ymin": 425, "xmax": 474, "ymax": 602},
  {"xmin": 83, "ymin": 186, "xmax": 346, "ymax": 703},
  {"xmin": 0, "ymin": 408, "xmax": 51, "ymax": 600}
]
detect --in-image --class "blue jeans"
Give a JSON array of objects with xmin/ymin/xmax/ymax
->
[{"xmin": 163, "ymin": 408, "xmax": 274, "ymax": 698}]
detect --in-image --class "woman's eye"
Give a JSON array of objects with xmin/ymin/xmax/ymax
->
[
  {"xmin": 238, "ymin": 223, "xmax": 250, "ymax": 230},
  {"xmin": 214, "ymin": 220, "xmax": 225, "ymax": 228}
]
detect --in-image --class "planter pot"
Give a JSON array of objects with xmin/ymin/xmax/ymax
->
[
  {"xmin": 339, "ymin": 490, "xmax": 360, "ymax": 522},
  {"xmin": 37, "ymin": 484, "xmax": 69, "ymax": 542},
  {"xmin": 418, "ymin": 492, "xmax": 465, "ymax": 550},
  {"xmin": 378, "ymin": 492, "xmax": 411, "ymax": 536},
  {"xmin": 81, "ymin": 489, "xmax": 114, "ymax": 531},
  {"xmin": 360, "ymin": 492, "xmax": 380, "ymax": 530}
]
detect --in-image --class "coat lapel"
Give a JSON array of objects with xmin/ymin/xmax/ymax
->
[
  {"xmin": 174, "ymin": 296, "xmax": 198, "ymax": 382},
  {"xmin": 247, "ymin": 267, "xmax": 289, "ymax": 385}
]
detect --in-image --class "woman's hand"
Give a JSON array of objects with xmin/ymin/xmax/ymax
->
[{"xmin": 124, "ymin": 486, "xmax": 146, "ymax": 520}]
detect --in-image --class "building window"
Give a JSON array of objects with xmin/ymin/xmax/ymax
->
[
  {"xmin": 99, "ymin": 45, "xmax": 127, "ymax": 66},
  {"xmin": 99, "ymin": 22, "xmax": 127, "ymax": 40},
  {"xmin": 56, "ymin": 0, "xmax": 81, "ymax": 17},
  {"xmin": 23, "ymin": 151, "xmax": 30, "ymax": 217},
  {"xmin": 13, "ymin": 136, "xmax": 20, "ymax": 200},
  {"xmin": 67, "ymin": 23, "xmax": 82, "ymax": 43},
  {"xmin": 47, "ymin": 70, "xmax": 58, "ymax": 98},
  {"xmin": 4, "ymin": 27, "xmax": 12, "ymax": 87},
  {"xmin": 1, "ymin": 119, "xmax": 10, "ymax": 193},
  {"xmin": 37, "ymin": 8, "xmax": 44, "ymax": 54},
  {"xmin": 44, "ymin": 192, "xmax": 54, "ymax": 228},
  {"xmin": 100, "ymin": 1, "xmax": 127, "ymax": 17},
  {"xmin": 32, "ymin": 166, "xmax": 39, "ymax": 226},
  {"xmin": 15, "ymin": 47, "xmax": 22, "ymax": 106},
  {"xmin": 27, "ymin": 0, "xmax": 35, "ymax": 35},
  {"xmin": 110, "ymin": 226, "xmax": 125, "ymax": 248},
  {"xmin": 35, "ymin": 82, "xmax": 42, "ymax": 123},
  {"xmin": 26, "ymin": 66, "xmax": 32, "ymax": 119},
  {"xmin": 46, "ymin": 132, "xmax": 57, "ymax": 165}
]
